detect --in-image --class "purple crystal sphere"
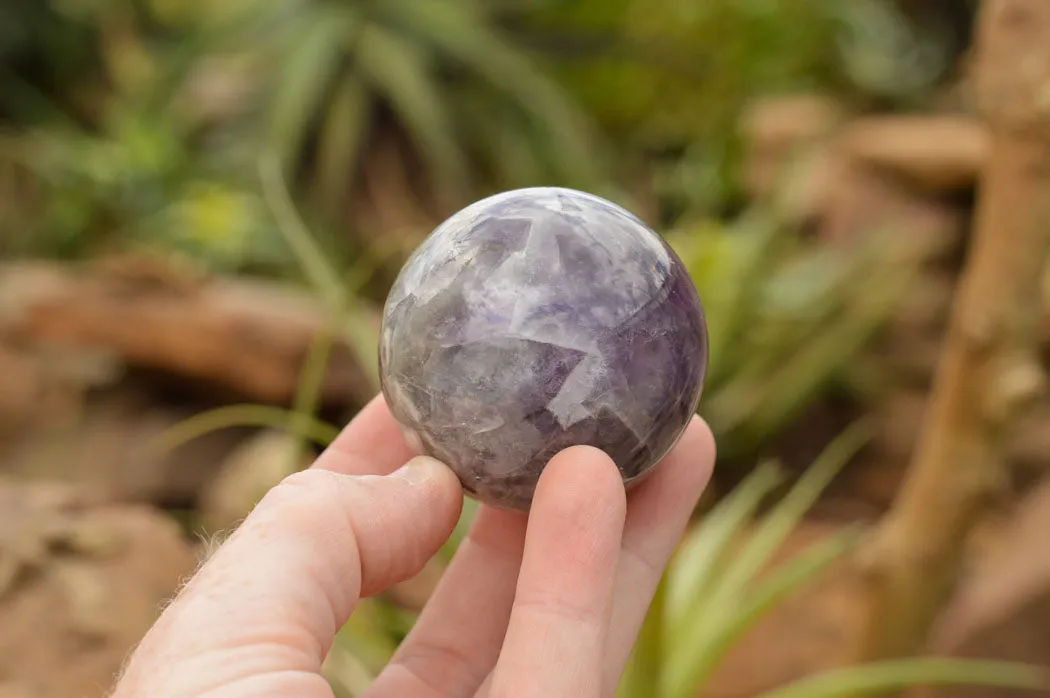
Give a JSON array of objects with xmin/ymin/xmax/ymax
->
[{"xmin": 379, "ymin": 187, "xmax": 708, "ymax": 511}]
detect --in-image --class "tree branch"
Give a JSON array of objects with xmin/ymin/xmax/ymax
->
[{"xmin": 854, "ymin": 0, "xmax": 1050, "ymax": 668}]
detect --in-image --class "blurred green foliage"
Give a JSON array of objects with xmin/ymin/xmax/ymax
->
[
  {"xmin": 2, "ymin": 0, "xmax": 947, "ymax": 463},
  {"xmin": 522, "ymin": 0, "xmax": 841, "ymax": 212},
  {"xmin": 519, "ymin": 0, "xmax": 965, "ymax": 214},
  {"xmin": 0, "ymin": 0, "xmax": 610, "ymax": 266},
  {"xmin": 3, "ymin": 0, "xmax": 969, "ymax": 481},
  {"xmin": 223, "ymin": 0, "xmax": 609, "ymax": 207},
  {"xmin": 1, "ymin": 0, "xmax": 968, "ymax": 258},
  {"xmin": 671, "ymin": 209, "xmax": 921, "ymax": 459},
  {"xmin": 0, "ymin": 1, "xmax": 289, "ymax": 270}
]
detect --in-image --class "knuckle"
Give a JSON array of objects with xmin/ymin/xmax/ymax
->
[
  {"xmin": 264, "ymin": 469, "xmax": 344, "ymax": 510},
  {"xmin": 252, "ymin": 469, "xmax": 357, "ymax": 538},
  {"xmin": 391, "ymin": 640, "xmax": 489, "ymax": 695},
  {"xmin": 513, "ymin": 588, "xmax": 600, "ymax": 626}
]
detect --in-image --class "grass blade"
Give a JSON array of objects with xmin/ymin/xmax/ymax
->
[
  {"xmin": 667, "ymin": 422, "xmax": 870, "ymax": 697},
  {"xmin": 755, "ymin": 659, "xmax": 1049, "ymax": 698},
  {"xmin": 356, "ymin": 23, "xmax": 468, "ymax": 197},
  {"xmin": 618, "ymin": 574, "xmax": 668, "ymax": 698},
  {"xmin": 332, "ymin": 597, "xmax": 401, "ymax": 676},
  {"xmin": 260, "ymin": 154, "xmax": 383, "ymax": 394},
  {"xmin": 315, "ymin": 71, "xmax": 372, "ymax": 215},
  {"xmin": 383, "ymin": 0, "xmax": 601, "ymax": 186},
  {"xmin": 259, "ymin": 153, "xmax": 346, "ymax": 311},
  {"xmin": 266, "ymin": 8, "xmax": 353, "ymax": 170},
  {"xmin": 287, "ymin": 324, "xmax": 336, "ymax": 470},
  {"xmin": 701, "ymin": 526, "xmax": 863, "ymax": 673},
  {"xmin": 338, "ymin": 300, "xmax": 382, "ymax": 394},
  {"xmin": 740, "ymin": 253, "xmax": 917, "ymax": 448},
  {"xmin": 667, "ymin": 460, "xmax": 783, "ymax": 625},
  {"xmin": 440, "ymin": 497, "xmax": 480, "ymax": 562},
  {"xmin": 712, "ymin": 420, "xmax": 870, "ymax": 607},
  {"xmin": 154, "ymin": 404, "xmax": 340, "ymax": 452},
  {"xmin": 708, "ymin": 209, "xmax": 787, "ymax": 379}
]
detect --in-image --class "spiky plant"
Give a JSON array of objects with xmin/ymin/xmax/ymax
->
[{"xmin": 190, "ymin": 0, "xmax": 609, "ymax": 215}]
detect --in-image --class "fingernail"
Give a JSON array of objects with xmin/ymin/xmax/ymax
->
[{"xmin": 392, "ymin": 456, "xmax": 446, "ymax": 486}]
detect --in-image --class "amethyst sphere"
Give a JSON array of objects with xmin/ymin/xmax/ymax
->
[{"xmin": 379, "ymin": 187, "xmax": 708, "ymax": 511}]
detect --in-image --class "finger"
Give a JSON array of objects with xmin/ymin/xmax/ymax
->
[
  {"xmin": 313, "ymin": 392, "xmax": 418, "ymax": 476},
  {"xmin": 371, "ymin": 422, "xmax": 717, "ymax": 698},
  {"xmin": 112, "ymin": 457, "xmax": 463, "ymax": 698},
  {"xmin": 363, "ymin": 505, "xmax": 529, "ymax": 698},
  {"xmin": 488, "ymin": 446, "xmax": 627, "ymax": 698},
  {"xmin": 603, "ymin": 417, "xmax": 716, "ymax": 688}
]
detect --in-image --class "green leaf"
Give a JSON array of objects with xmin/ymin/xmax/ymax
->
[
  {"xmin": 0, "ymin": 64, "xmax": 80, "ymax": 125},
  {"xmin": 832, "ymin": 0, "xmax": 950, "ymax": 102},
  {"xmin": 154, "ymin": 404, "xmax": 341, "ymax": 453},
  {"xmin": 453, "ymin": 87, "xmax": 545, "ymax": 187},
  {"xmin": 259, "ymin": 153, "xmax": 347, "ymax": 311},
  {"xmin": 704, "ymin": 526, "xmax": 863, "ymax": 670},
  {"xmin": 355, "ymin": 22, "xmax": 469, "ymax": 196},
  {"xmin": 287, "ymin": 323, "xmax": 336, "ymax": 471},
  {"xmin": 667, "ymin": 421, "xmax": 871, "ymax": 697},
  {"xmin": 707, "ymin": 209, "xmax": 787, "ymax": 378},
  {"xmin": 618, "ymin": 574, "xmax": 668, "ymax": 698},
  {"xmin": 333, "ymin": 597, "xmax": 401, "ymax": 675},
  {"xmin": 667, "ymin": 222, "xmax": 744, "ymax": 382},
  {"xmin": 740, "ymin": 249, "xmax": 916, "ymax": 447},
  {"xmin": 698, "ymin": 226, "xmax": 916, "ymax": 459},
  {"xmin": 323, "ymin": 645, "xmax": 376, "ymax": 698},
  {"xmin": 712, "ymin": 420, "xmax": 870, "ymax": 606},
  {"xmin": 339, "ymin": 299, "xmax": 382, "ymax": 394},
  {"xmin": 258, "ymin": 154, "xmax": 382, "ymax": 394},
  {"xmin": 755, "ymin": 659, "xmax": 1049, "ymax": 698},
  {"xmin": 315, "ymin": 71, "xmax": 372, "ymax": 215},
  {"xmin": 266, "ymin": 7, "xmax": 355, "ymax": 170},
  {"xmin": 382, "ymin": 0, "xmax": 601, "ymax": 186},
  {"xmin": 440, "ymin": 496, "xmax": 480, "ymax": 562},
  {"xmin": 667, "ymin": 460, "xmax": 783, "ymax": 627}
]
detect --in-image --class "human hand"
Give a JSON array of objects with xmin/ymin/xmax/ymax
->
[{"xmin": 111, "ymin": 394, "xmax": 715, "ymax": 698}]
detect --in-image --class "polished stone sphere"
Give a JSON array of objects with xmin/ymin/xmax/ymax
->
[{"xmin": 379, "ymin": 187, "xmax": 708, "ymax": 511}]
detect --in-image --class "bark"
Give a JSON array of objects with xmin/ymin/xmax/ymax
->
[{"xmin": 854, "ymin": 0, "xmax": 1050, "ymax": 665}]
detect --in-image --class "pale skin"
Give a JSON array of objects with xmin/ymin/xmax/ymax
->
[{"xmin": 111, "ymin": 394, "xmax": 716, "ymax": 697}]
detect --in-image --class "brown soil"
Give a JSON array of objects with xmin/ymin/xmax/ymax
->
[{"xmin": 0, "ymin": 478, "xmax": 198, "ymax": 698}]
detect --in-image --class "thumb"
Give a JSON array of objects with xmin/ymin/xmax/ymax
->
[{"xmin": 113, "ymin": 456, "xmax": 463, "ymax": 697}]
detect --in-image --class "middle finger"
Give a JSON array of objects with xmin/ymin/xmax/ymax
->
[
  {"xmin": 362, "ymin": 505, "xmax": 529, "ymax": 698},
  {"xmin": 486, "ymin": 446, "xmax": 626, "ymax": 698}
]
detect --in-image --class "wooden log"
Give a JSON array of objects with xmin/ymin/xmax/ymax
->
[{"xmin": 0, "ymin": 260, "xmax": 379, "ymax": 408}]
